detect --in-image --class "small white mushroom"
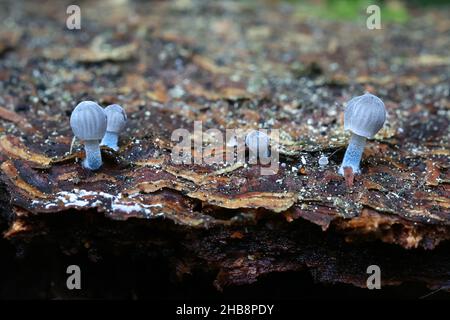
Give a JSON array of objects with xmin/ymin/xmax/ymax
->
[
  {"xmin": 339, "ymin": 93, "xmax": 386, "ymax": 176},
  {"xmin": 100, "ymin": 104, "xmax": 127, "ymax": 151},
  {"xmin": 318, "ymin": 155, "xmax": 329, "ymax": 167},
  {"xmin": 70, "ymin": 101, "xmax": 107, "ymax": 170},
  {"xmin": 245, "ymin": 130, "xmax": 270, "ymax": 162}
]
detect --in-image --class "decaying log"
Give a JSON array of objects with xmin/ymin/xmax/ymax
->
[{"xmin": 0, "ymin": 0, "xmax": 449, "ymax": 297}]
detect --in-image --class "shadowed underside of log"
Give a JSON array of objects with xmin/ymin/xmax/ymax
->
[{"xmin": 0, "ymin": 0, "xmax": 449, "ymax": 296}]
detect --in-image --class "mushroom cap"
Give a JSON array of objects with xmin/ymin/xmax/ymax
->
[
  {"xmin": 344, "ymin": 93, "xmax": 386, "ymax": 138},
  {"xmin": 70, "ymin": 101, "xmax": 107, "ymax": 141},
  {"xmin": 245, "ymin": 129, "xmax": 270, "ymax": 149},
  {"xmin": 104, "ymin": 104, "xmax": 127, "ymax": 133},
  {"xmin": 318, "ymin": 155, "xmax": 329, "ymax": 166}
]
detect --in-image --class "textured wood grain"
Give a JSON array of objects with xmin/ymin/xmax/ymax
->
[{"xmin": 0, "ymin": 0, "xmax": 449, "ymax": 295}]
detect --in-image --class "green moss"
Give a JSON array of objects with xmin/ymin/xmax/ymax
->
[
  {"xmin": 289, "ymin": 0, "xmax": 411, "ymax": 24},
  {"xmin": 382, "ymin": 2, "xmax": 409, "ymax": 23}
]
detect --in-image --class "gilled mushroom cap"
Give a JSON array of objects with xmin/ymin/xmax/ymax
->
[
  {"xmin": 104, "ymin": 104, "xmax": 127, "ymax": 133},
  {"xmin": 344, "ymin": 93, "xmax": 386, "ymax": 138},
  {"xmin": 245, "ymin": 129, "xmax": 270, "ymax": 147},
  {"xmin": 70, "ymin": 101, "xmax": 107, "ymax": 141}
]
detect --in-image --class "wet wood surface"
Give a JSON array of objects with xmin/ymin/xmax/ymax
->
[{"xmin": 0, "ymin": 0, "xmax": 449, "ymax": 296}]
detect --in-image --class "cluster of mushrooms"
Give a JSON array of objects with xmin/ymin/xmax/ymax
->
[
  {"xmin": 70, "ymin": 101, "xmax": 127, "ymax": 170},
  {"xmin": 70, "ymin": 93, "xmax": 386, "ymax": 184}
]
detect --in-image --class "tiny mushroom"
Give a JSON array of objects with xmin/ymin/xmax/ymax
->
[
  {"xmin": 318, "ymin": 155, "xmax": 329, "ymax": 167},
  {"xmin": 245, "ymin": 129, "xmax": 270, "ymax": 162},
  {"xmin": 100, "ymin": 104, "xmax": 127, "ymax": 151},
  {"xmin": 339, "ymin": 93, "xmax": 386, "ymax": 178},
  {"xmin": 70, "ymin": 101, "xmax": 107, "ymax": 170}
]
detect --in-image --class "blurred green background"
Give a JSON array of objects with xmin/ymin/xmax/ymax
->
[{"xmin": 285, "ymin": 0, "xmax": 450, "ymax": 23}]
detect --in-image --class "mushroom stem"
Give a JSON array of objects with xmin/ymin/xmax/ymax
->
[
  {"xmin": 101, "ymin": 131, "xmax": 119, "ymax": 151},
  {"xmin": 339, "ymin": 133, "xmax": 366, "ymax": 176},
  {"xmin": 83, "ymin": 140, "xmax": 102, "ymax": 170}
]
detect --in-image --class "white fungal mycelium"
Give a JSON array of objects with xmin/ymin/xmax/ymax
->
[{"xmin": 31, "ymin": 189, "xmax": 163, "ymax": 217}]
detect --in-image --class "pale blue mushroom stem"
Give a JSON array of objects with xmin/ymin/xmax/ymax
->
[
  {"xmin": 101, "ymin": 131, "xmax": 119, "ymax": 151},
  {"xmin": 339, "ymin": 133, "xmax": 366, "ymax": 175},
  {"xmin": 83, "ymin": 140, "xmax": 102, "ymax": 170}
]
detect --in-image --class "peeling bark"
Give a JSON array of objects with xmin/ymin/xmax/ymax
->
[{"xmin": 0, "ymin": 0, "xmax": 449, "ymax": 297}]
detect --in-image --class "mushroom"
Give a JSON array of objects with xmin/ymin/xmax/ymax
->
[
  {"xmin": 100, "ymin": 104, "xmax": 127, "ymax": 151},
  {"xmin": 339, "ymin": 93, "xmax": 386, "ymax": 178},
  {"xmin": 70, "ymin": 101, "xmax": 107, "ymax": 170},
  {"xmin": 318, "ymin": 155, "xmax": 329, "ymax": 167},
  {"xmin": 245, "ymin": 129, "xmax": 270, "ymax": 162}
]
